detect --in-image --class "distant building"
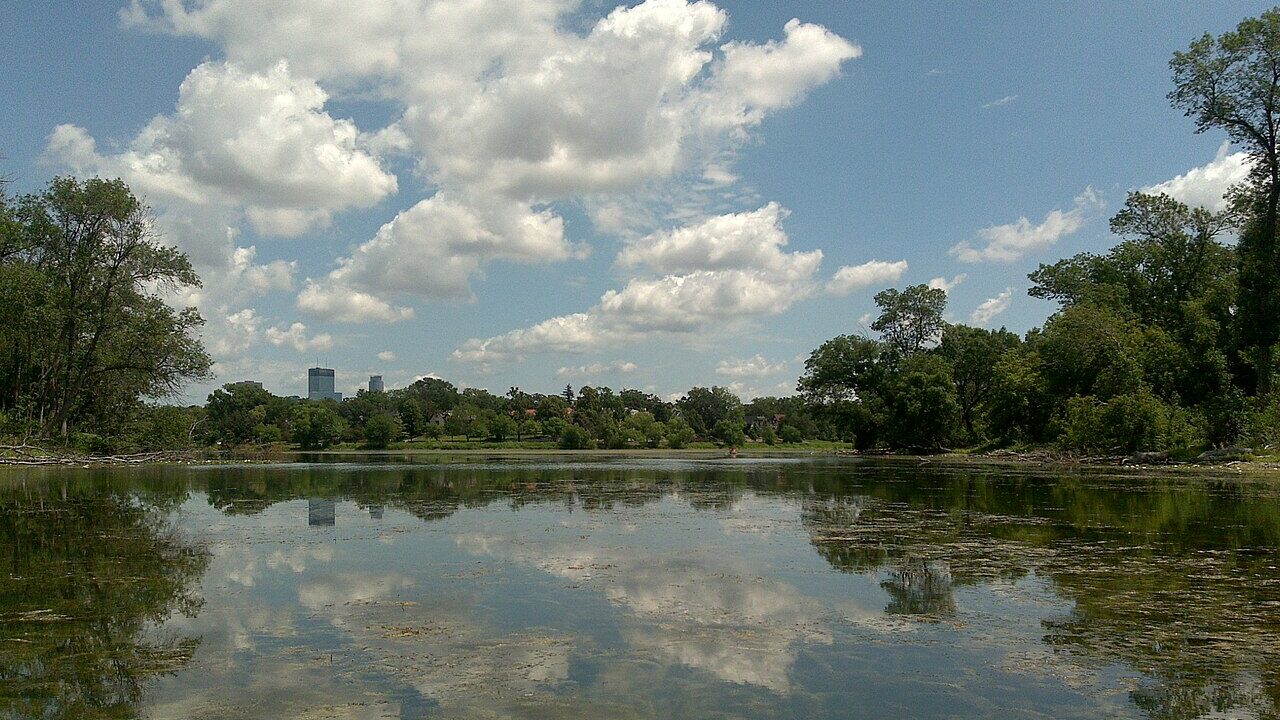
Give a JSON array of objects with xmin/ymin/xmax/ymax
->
[
  {"xmin": 369, "ymin": 375, "xmax": 384, "ymax": 393},
  {"xmin": 307, "ymin": 367, "xmax": 342, "ymax": 401}
]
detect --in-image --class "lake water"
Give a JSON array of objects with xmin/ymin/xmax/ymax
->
[{"xmin": 3, "ymin": 456, "xmax": 1279, "ymax": 719}]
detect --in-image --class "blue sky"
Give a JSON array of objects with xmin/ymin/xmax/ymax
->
[{"xmin": 0, "ymin": 1, "xmax": 1265, "ymax": 401}]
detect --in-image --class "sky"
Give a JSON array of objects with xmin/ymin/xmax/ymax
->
[{"xmin": 0, "ymin": 1, "xmax": 1267, "ymax": 402}]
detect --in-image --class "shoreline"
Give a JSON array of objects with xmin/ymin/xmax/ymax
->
[{"xmin": 3, "ymin": 445, "xmax": 1280, "ymax": 478}]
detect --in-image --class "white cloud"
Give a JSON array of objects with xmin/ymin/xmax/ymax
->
[
  {"xmin": 296, "ymin": 281, "xmax": 414, "ymax": 324},
  {"xmin": 377, "ymin": 350, "xmax": 397, "ymax": 362},
  {"xmin": 950, "ymin": 187, "xmax": 1103, "ymax": 263},
  {"xmin": 555, "ymin": 360, "xmax": 638, "ymax": 378},
  {"xmin": 265, "ymin": 322, "xmax": 334, "ymax": 353},
  {"xmin": 617, "ymin": 202, "xmax": 819, "ymax": 277},
  {"xmin": 980, "ymin": 94, "xmax": 1018, "ymax": 109},
  {"xmin": 928, "ymin": 273, "xmax": 967, "ymax": 293},
  {"xmin": 454, "ymin": 205, "xmax": 822, "ymax": 362},
  {"xmin": 300, "ymin": 194, "xmax": 577, "ymax": 320},
  {"xmin": 715, "ymin": 354, "xmax": 787, "ymax": 378},
  {"xmin": 969, "ymin": 288, "xmax": 1014, "ymax": 327},
  {"xmin": 47, "ymin": 61, "xmax": 396, "ymax": 237},
  {"xmin": 207, "ymin": 308, "xmax": 262, "ymax": 356},
  {"xmin": 1143, "ymin": 141, "xmax": 1249, "ymax": 212},
  {"xmin": 825, "ymin": 259, "xmax": 908, "ymax": 296}
]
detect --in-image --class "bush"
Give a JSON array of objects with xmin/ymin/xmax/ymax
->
[
  {"xmin": 760, "ymin": 426, "xmax": 778, "ymax": 445},
  {"xmin": 779, "ymin": 425, "xmax": 803, "ymax": 444},
  {"xmin": 364, "ymin": 414, "xmax": 402, "ymax": 449},
  {"xmin": 1244, "ymin": 394, "xmax": 1280, "ymax": 450},
  {"xmin": 664, "ymin": 418, "xmax": 695, "ymax": 449},
  {"xmin": 292, "ymin": 404, "xmax": 345, "ymax": 449},
  {"xmin": 713, "ymin": 419, "xmax": 746, "ymax": 448},
  {"xmin": 559, "ymin": 424, "xmax": 592, "ymax": 449},
  {"xmin": 1058, "ymin": 389, "xmax": 1185, "ymax": 453},
  {"xmin": 72, "ymin": 432, "xmax": 117, "ymax": 456}
]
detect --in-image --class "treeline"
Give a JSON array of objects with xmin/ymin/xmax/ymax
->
[{"xmin": 196, "ymin": 380, "xmax": 813, "ymax": 451}]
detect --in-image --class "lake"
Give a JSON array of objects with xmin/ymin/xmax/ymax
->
[{"xmin": 2, "ymin": 456, "xmax": 1279, "ymax": 719}]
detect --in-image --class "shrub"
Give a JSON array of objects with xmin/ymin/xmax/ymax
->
[
  {"xmin": 713, "ymin": 419, "xmax": 746, "ymax": 448},
  {"xmin": 292, "ymin": 404, "xmax": 345, "ymax": 449},
  {"xmin": 1058, "ymin": 389, "xmax": 1182, "ymax": 453},
  {"xmin": 364, "ymin": 414, "xmax": 402, "ymax": 449},
  {"xmin": 559, "ymin": 424, "xmax": 592, "ymax": 449},
  {"xmin": 664, "ymin": 418, "xmax": 695, "ymax": 449},
  {"xmin": 779, "ymin": 425, "xmax": 803, "ymax": 444}
]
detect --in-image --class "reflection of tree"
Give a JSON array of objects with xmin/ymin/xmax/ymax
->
[
  {"xmin": 799, "ymin": 465, "xmax": 1280, "ymax": 718},
  {"xmin": 0, "ymin": 480, "xmax": 208, "ymax": 718},
  {"xmin": 881, "ymin": 558, "xmax": 955, "ymax": 617}
]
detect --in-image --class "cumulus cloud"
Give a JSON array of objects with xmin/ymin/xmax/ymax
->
[
  {"xmin": 950, "ymin": 187, "xmax": 1102, "ymax": 263},
  {"xmin": 969, "ymin": 288, "xmax": 1014, "ymax": 327},
  {"xmin": 825, "ymin": 259, "xmax": 908, "ymax": 296},
  {"xmin": 47, "ymin": 61, "xmax": 396, "ymax": 237},
  {"xmin": 116, "ymin": 0, "xmax": 858, "ymax": 322},
  {"xmin": 715, "ymin": 354, "xmax": 788, "ymax": 378},
  {"xmin": 377, "ymin": 350, "xmax": 397, "ymax": 362},
  {"xmin": 299, "ymin": 194, "xmax": 577, "ymax": 321},
  {"xmin": 296, "ymin": 280, "xmax": 414, "ymax": 324},
  {"xmin": 1144, "ymin": 141, "xmax": 1249, "ymax": 212},
  {"xmin": 928, "ymin": 273, "xmax": 967, "ymax": 293},
  {"xmin": 265, "ymin": 322, "xmax": 334, "ymax": 353},
  {"xmin": 453, "ymin": 205, "xmax": 822, "ymax": 362},
  {"xmin": 555, "ymin": 360, "xmax": 638, "ymax": 378}
]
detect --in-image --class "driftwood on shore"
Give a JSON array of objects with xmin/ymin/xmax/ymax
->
[{"xmin": 0, "ymin": 442, "xmax": 198, "ymax": 466}]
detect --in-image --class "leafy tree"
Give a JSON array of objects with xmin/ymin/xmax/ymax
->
[
  {"xmin": 986, "ymin": 350, "xmax": 1054, "ymax": 443},
  {"xmin": 882, "ymin": 354, "xmax": 961, "ymax": 450},
  {"xmin": 677, "ymin": 386, "xmax": 744, "ymax": 437},
  {"xmin": 871, "ymin": 284, "xmax": 947, "ymax": 357},
  {"xmin": 291, "ymin": 403, "xmax": 344, "ymax": 449},
  {"xmin": 779, "ymin": 425, "xmax": 803, "ymax": 444},
  {"xmin": 0, "ymin": 177, "xmax": 212, "ymax": 437},
  {"xmin": 489, "ymin": 413, "xmax": 517, "ymax": 441},
  {"xmin": 937, "ymin": 324, "xmax": 1021, "ymax": 439},
  {"xmin": 799, "ymin": 335, "xmax": 885, "ymax": 404},
  {"xmin": 559, "ymin": 423, "xmax": 591, "ymax": 449},
  {"xmin": 623, "ymin": 411, "xmax": 665, "ymax": 448},
  {"xmin": 1171, "ymin": 9, "xmax": 1280, "ymax": 391},
  {"xmin": 445, "ymin": 404, "xmax": 487, "ymax": 441},
  {"xmin": 206, "ymin": 383, "xmax": 273, "ymax": 445},
  {"xmin": 536, "ymin": 394, "xmax": 569, "ymax": 421},
  {"xmin": 664, "ymin": 417, "xmax": 696, "ymax": 449},
  {"xmin": 364, "ymin": 413, "xmax": 401, "ymax": 449},
  {"xmin": 713, "ymin": 419, "xmax": 747, "ymax": 448}
]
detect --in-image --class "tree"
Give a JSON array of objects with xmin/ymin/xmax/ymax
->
[
  {"xmin": 623, "ymin": 411, "xmax": 664, "ymax": 448},
  {"xmin": 677, "ymin": 386, "xmax": 744, "ymax": 437},
  {"xmin": 445, "ymin": 404, "xmax": 486, "ymax": 441},
  {"xmin": 291, "ymin": 403, "xmax": 344, "ymax": 449},
  {"xmin": 664, "ymin": 417, "xmax": 696, "ymax": 449},
  {"xmin": 364, "ymin": 413, "xmax": 401, "ymax": 449},
  {"xmin": 0, "ymin": 177, "xmax": 212, "ymax": 437},
  {"xmin": 489, "ymin": 413, "xmax": 517, "ymax": 441},
  {"xmin": 206, "ymin": 383, "xmax": 273, "ymax": 445},
  {"xmin": 882, "ymin": 354, "xmax": 961, "ymax": 451},
  {"xmin": 713, "ymin": 419, "xmax": 746, "ymax": 448},
  {"xmin": 871, "ymin": 284, "xmax": 947, "ymax": 357},
  {"xmin": 937, "ymin": 324, "xmax": 1021, "ymax": 439},
  {"xmin": 1170, "ymin": 9, "xmax": 1280, "ymax": 391}
]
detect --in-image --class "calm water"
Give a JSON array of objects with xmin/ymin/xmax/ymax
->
[{"xmin": 3, "ymin": 456, "xmax": 1280, "ymax": 719}]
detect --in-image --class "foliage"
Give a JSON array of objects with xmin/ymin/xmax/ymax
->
[
  {"xmin": 0, "ymin": 177, "xmax": 212, "ymax": 438},
  {"xmin": 678, "ymin": 386, "xmax": 744, "ymax": 438},
  {"xmin": 291, "ymin": 403, "xmax": 345, "ymax": 449},
  {"xmin": 870, "ymin": 284, "xmax": 948, "ymax": 357},
  {"xmin": 664, "ymin": 418, "xmax": 696, "ymax": 449},
  {"xmin": 558, "ymin": 423, "xmax": 592, "ymax": 450},
  {"xmin": 364, "ymin": 413, "xmax": 402, "ymax": 449}
]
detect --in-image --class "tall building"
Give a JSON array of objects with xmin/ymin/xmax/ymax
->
[
  {"xmin": 307, "ymin": 367, "xmax": 342, "ymax": 401},
  {"xmin": 369, "ymin": 375, "xmax": 384, "ymax": 393}
]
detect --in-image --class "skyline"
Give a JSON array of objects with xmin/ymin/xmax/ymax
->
[{"xmin": 1, "ymin": 1, "xmax": 1266, "ymax": 401}]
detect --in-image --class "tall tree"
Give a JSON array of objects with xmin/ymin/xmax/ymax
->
[
  {"xmin": 1171, "ymin": 9, "xmax": 1280, "ymax": 390},
  {"xmin": 871, "ymin": 284, "xmax": 948, "ymax": 357},
  {"xmin": 0, "ymin": 177, "xmax": 211, "ymax": 436}
]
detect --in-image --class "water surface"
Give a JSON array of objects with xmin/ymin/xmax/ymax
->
[{"xmin": 3, "ymin": 457, "xmax": 1279, "ymax": 719}]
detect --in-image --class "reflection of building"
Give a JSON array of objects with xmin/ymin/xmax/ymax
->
[
  {"xmin": 369, "ymin": 375, "xmax": 384, "ymax": 393},
  {"xmin": 308, "ymin": 498, "xmax": 335, "ymax": 526},
  {"xmin": 368, "ymin": 505, "xmax": 384, "ymax": 520},
  {"xmin": 307, "ymin": 367, "xmax": 342, "ymax": 401}
]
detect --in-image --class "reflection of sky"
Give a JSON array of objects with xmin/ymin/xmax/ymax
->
[{"xmin": 142, "ymin": 480, "xmax": 1145, "ymax": 718}]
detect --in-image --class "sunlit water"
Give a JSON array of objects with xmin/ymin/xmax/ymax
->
[{"xmin": 3, "ymin": 456, "xmax": 1280, "ymax": 719}]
